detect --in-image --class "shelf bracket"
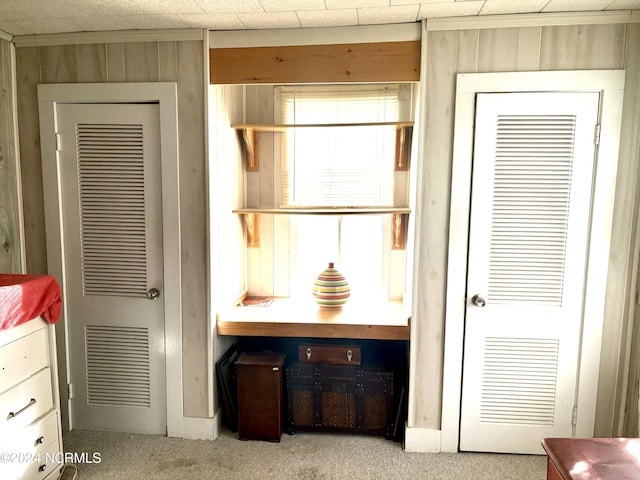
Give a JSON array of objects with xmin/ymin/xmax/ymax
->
[
  {"xmin": 239, "ymin": 128, "xmax": 259, "ymax": 171},
  {"xmin": 391, "ymin": 213, "xmax": 408, "ymax": 250},
  {"xmin": 245, "ymin": 213, "xmax": 260, "ymax": 248},
  {"xmin": 395, "ymin": 125, "xmax": 412, "ymax": 171}
]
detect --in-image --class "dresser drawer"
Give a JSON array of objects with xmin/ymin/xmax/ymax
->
[
  {"xmin": 18, "ymin": 439, "xmax": 61, "ymax": 480},
  {"xmin": 0, "ymin": 412, "xmax": 61, "ymax": 480},
  {"xmin": 0, "ymin": 411, "xmax": 59, "ymax": 452},
  {"xmin": 0, "ymin": 369, "xmax": 54, "ymax": 436},
  {"xmin": 0, "ymin": 328, "xmax": 48, "ymax": 394}
]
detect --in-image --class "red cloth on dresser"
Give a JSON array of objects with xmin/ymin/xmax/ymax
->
[{"xmin": 0, "ymin": 274, "xmax": 62, "ymax": 330}]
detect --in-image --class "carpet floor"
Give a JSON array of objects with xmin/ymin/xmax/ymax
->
[{"xmin": 59, "ymin": 428, "xmax": 547, "ymax": 480}]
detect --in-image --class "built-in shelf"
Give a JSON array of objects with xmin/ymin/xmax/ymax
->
[
  {"xmin": 232, "ymin": 121, "xmax": 414, "ymax": 131},
  {"xmin": 216, "ymin": 297, "xmax": 410, "ymax": 341},
  {"xmin": 233, "ymin": 121, "xmax": 414, "ymax": 172},
  {"xmin": 232, "ymin": 207, "xmax": 411, "ymax": 215}
]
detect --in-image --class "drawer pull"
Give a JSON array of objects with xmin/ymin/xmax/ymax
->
[
  {"xmin": 7, "ymin": 398, "xmax": 37, "ymax": 420},
  {"xmin": 36, "ymin": 436, "xmax": 45, "ymax": 445},
  {"xmin": 39, "ymin": 464, "xmax": 47, "ymax": 472}
]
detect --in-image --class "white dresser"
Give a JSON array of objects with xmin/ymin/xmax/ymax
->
[{"xmin": 0, "ymin": 317, "xmax": 63, "ymax": 480}]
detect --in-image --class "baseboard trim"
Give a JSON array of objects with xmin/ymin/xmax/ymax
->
[
  {"xmin": 181, "ymin": 416, "xmax": 215, "ymax": 440},
  {"xmin": 403, "ymin": 426, "xmax": 442, "ymax": 452}
]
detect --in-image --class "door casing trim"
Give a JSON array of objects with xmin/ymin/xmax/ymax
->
[
  {"xmin": 442, "ymin": 70, "xmax": 625, "ymax": 452},
  {"xmin": 38, "ymin": 82, "xmax": 183, "ymax": 437}
]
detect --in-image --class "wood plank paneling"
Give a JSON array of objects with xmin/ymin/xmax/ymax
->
[
  {"xmin": 622, "ymin": 25, "xmax": 640, "ymax": 439},
  {"xmin": 478, "ymin": 28, "xmax": 519, "ymax": 72},
  {"xmin": 540, "ymin": 25, "xmax": 581, "ymax": 70},
  {"xmin": 75, "ymin": 44, "xmax": 107, "ymax": 82},
  {"xmin": 421, "ymin": 22, "xmax": 628, "ymax": 436},
  {"xmin": 576, "ymin": 24, "xmax": 626, "ymax": 69},
  {"xmin": 124, "ymin": 42, "xmax": 159, "ymax": 82},
  {"xmin": 0, "ymin": 40, "xmax": 23, "ymax": 273},
  {"xmin": 158, "ymin": 42, "xmax": 177, "ymax": 82},
  {"xmin": 539, "ymin": 24, "xmax": 625, "ymax": 71},
  {"xmin": 210, "ymin": 41, "xmax": 421, "ymax": 84},
  {"xmin": 411, "ymin": 30, "xmax": 459, "ymax": 428},
  {"xmin": 16, "ymin": 39, "xmax": 209, "ymax": 420},
  {"xmin": 40, "ymin": 45, "xmax": 78, "ymax": 83},
  {"xmin": 15, "ymin": 46, "xmax": 46, "ymax": 274},
  {"xmin": 457, "ymin": 30, "xmax": 478, "ymax": 73},
  {"xmin": 106, "ymin": 43, "xmax": 125, "ymax": 82},
  {"xmin": 517, "ymin": 27, "xmax": 541, "ymax": 71},
  {"xmin": 176, "ymin": 40, "xmax": 208, "ymax": 417}
]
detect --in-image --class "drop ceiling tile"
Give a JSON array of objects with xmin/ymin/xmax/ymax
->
[
  {"xmin": 260, "ymin": 0, "xmax": 326, "ymax": 12},
  {"xmin": 542, "ymin": 0, "xmax": 613, "ymax": 11},
  {"xmin": 237, "ymin": 11, "xmax": 302, "ymax": 29},
  {"xmin": 391, "ymin": 0, "xmax": 454, "ymax": 4},
  {"xmin": 128, "ymin": 0, "xmax": 204, "ymax": 15},
  {"xmin": 480, "ymin": 0, "xmax": 548, "ymax": 15},
  {"xmin": 72, "ymin": 15, "xmax": 136, "ymax": 32},
  {"xmin": 0, "ymin": 0, "xmax": 98, "ymax": 20},
  {"xmin": 193, "ymin": 0, "xmax": 264, "ymax": 14},
  {"xmin": 326, "ymin": 0, "xmax": 390, "ymax": 9},
  {"xmin": 127, "ymin": 14, "xmax": 190, "ymax": 29},
  {"xmin": 606, "ymin": 0, "xmax": 640, "ymax": 8},
  {"xmin": 50, "ymin": 0, "xmax": 140, "ymax": 17},
  {"xmin": 0, "ymin": 2, "xmax": 34, "ymax": 22},
  {"xmin": 179, "ymin": 13, "xmax": 246, "ymax": 29},
  {"xmin": 418, "ymin": 1, "xmax": 484, "ymax": 18},
  {"xmin": 297, "ymin": 9, "xmax": 359, "ymax": 27},
  {"xmin": 358, "ymin": 5, "xmax": 421, "ymax": 25},
  {"xmin": 5, "ymin": 17, "xmax": 84, "ymax": 35}
]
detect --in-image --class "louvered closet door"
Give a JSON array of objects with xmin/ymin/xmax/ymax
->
[
  {"xmin": 459, "ymin": 92, "xmax": 600, "ymax": 454},
  {"xmin": 57, "ymin": 103, "xmax": 166, "ymax": 434}
]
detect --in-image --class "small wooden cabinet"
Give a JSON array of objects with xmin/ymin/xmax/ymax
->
[
  {"xmin": 0, "ymin": 318, "xmax": 63, "ymax": 480},
  {"xmin": 235, "ymin": 352, "xmax": 286, "ymax": 442}
]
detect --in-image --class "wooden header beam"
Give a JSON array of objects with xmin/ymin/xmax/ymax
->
[{"xmin": 210, "ymin": 41, "xmax": 421, "ymax": 84}]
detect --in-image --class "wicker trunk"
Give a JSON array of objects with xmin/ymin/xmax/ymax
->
[{"xmin": 285, "ymin": 362, "xmax": 394, "ymax": 438}]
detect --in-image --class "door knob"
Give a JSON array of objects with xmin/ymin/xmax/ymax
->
[
  {"xmin": 471, "ymin": 294, "xmax": 486, "ymax": 307},
  {"xmin": 146, "ymin": 288, "xmax": 161, "ymax": 300}
]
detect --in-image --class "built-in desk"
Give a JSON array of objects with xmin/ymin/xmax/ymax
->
[{"xmin": 216, "ymin": 298, "xmax": 410, "ymax": 340}]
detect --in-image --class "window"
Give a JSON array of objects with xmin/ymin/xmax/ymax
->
[
  {"xmin": 270, "ymin": 84, "xmax": 412, "ymax": 302},
  {"xmin": 279, "ymin": 85, "xmax": 402, "ymax": 207}
]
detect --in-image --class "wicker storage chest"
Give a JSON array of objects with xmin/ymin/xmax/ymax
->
[{"xmin": 285, "ymin": 362, "xmax": 394, "ymax": 438}]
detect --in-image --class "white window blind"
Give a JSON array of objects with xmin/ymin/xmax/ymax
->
[{"xmin": 279, "ymin": 85, "xmax": 401, "ymax": 207}]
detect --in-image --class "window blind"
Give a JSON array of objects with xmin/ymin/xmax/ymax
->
[{"xmin": 279, "ymin": 85, "xmax": 401, "ymax": 207}]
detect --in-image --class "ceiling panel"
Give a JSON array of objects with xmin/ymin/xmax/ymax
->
[{"xmin": 0, "ymin": 0, "xmax": 638, "ymax": 37}]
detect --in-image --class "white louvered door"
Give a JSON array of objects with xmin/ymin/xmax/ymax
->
[
  {"xmin": 459, "ymin": 92, "xmax": 600, "ymax": 454},
  {"xmin": 57, "ymin": 103, "xmax": 166, "ymax": 434}
]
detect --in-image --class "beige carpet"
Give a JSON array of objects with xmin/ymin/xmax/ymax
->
[{"xmin": 59, "ymin": 428, "xmax": 547, "ymax": 480}]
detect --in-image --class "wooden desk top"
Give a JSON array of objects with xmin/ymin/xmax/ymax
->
[
  {"xmin": 542, "ymin": 438, "xmax": 640, "ymax": 480},
  {"xmin": 216, "ymin": 297, "xmax": 410, "ymax": 340}
]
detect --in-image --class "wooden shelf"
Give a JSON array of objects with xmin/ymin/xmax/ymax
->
[
  {"xmin": 233, "ymin": 121, "xmax": 414, "ymax": 172},
  {"xmin": 216, "ymin": 297, "xmax": 410, "ymax": 341},
  {"xmin": 232, "ymin": 121, "xmax": 414, "ymax": 131},
  {"xmin": 233, "ymin": 207, "xmax": 411, "ymax": 215}
]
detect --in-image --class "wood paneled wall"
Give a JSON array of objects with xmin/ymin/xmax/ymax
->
[
  {"xmin": 413, "ymin": 22, "xmax": 639, "ymax": 436},
  {"xmin": 0, "ymin": 38, "xmax": 23, "ymax": 273},
  {"xmin": 15, "ymin": 40, "xmax": 210, "ymax": 418},
  {"xmin": 621, "ymin": 23, "xmax": 640, "ymax": 437}
]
